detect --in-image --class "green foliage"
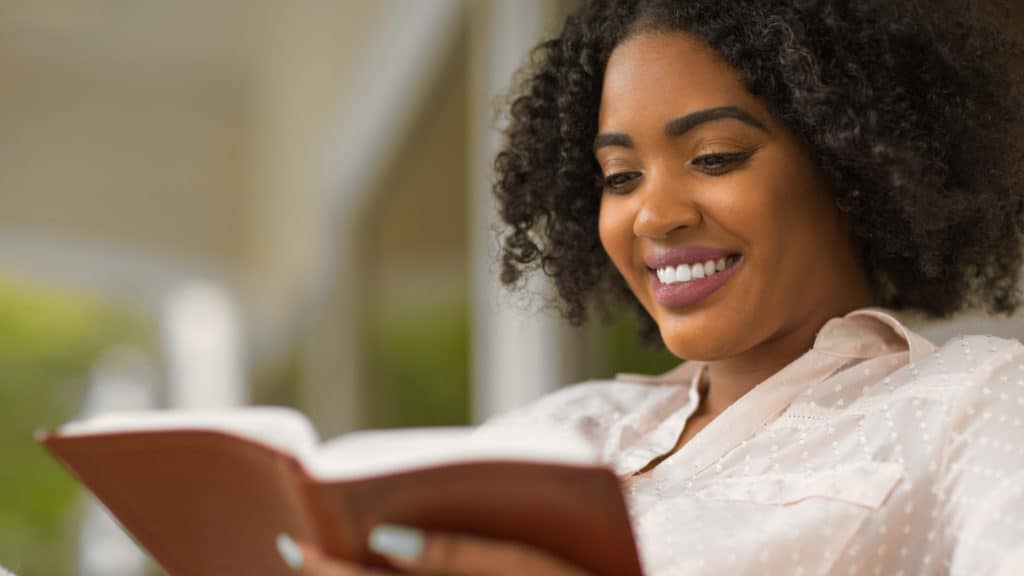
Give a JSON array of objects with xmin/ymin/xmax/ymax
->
[
  {"xmin": 366, "ymin": 299, "xmax": 471, "ymax": 428},
  {"xmin": 0, "ymin": 277, "xmax": 150, "ymax": 574},
  {"xmin": 599, "ymin": 309, "xmax": 681, "ymax": 377}
]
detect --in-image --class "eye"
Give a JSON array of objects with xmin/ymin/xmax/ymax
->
[
  {"xmin": 602, "ymin": 171, "xmax": 642, "ymax": 192},
  {"xmin": 691, "ymin": 151, "xmax": 751, "ymax": 175}
]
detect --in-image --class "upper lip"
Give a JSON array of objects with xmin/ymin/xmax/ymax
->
[{"xmin": 644, "ymin": 246, "xmax": 741, "ymax": 270}]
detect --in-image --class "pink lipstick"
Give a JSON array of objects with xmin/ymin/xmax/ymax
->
[{"xmin": 646, "ymin": 248, "xmax": 743, "ymax": 309}]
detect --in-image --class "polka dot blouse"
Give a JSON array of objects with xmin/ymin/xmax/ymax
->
[{"xmin": 484, "ymin": 308, "xmax": 1024, "ymax": 575}]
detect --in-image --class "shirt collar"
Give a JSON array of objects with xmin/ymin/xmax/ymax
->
[
  {"xmin": 609, "ymin": 308, "xmax": 936, "ymax": 479},
  {"xmin": 813, "ymin": 307, "xmax": 936, "ymax": 362}
]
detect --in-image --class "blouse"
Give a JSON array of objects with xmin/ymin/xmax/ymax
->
[{"xmin": 484, "ymin": 308, "xmax": 1024, "ymax": 575}]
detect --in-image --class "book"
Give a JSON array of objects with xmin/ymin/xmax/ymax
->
[{"xmin": 39, "ymin": 407, "xmax": 644, "ymax": 576}]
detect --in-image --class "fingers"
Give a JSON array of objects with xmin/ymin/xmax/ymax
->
[
  {"xmin": 277, "ymin": 526, "xmax": 593, "ymax": 576},
  {"xmin": 276, "ymin": 534, "xmax": 398, "ymax": 576},
  {"xmin": 367, "ymin": 524, "xmax": 591, "ymax": 576},
  {"xmin": 298, "ymin": 544, "xmax": 399, "ymax": 576}
]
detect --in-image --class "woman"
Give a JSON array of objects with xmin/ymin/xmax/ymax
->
[{"xmin": 284, "ymin": 0, "xmax": 1024, "ymax": 574}]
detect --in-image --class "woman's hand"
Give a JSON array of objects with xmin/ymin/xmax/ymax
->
[{"xmin": 277, "ymin": 524, "xmax": 594, "ymax": 575}]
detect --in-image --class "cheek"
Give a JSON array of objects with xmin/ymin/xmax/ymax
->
[
  {"xmin": 754, "ymin": 168, "xmax": 838, "ymax": 258},
  {"xmin": 599, "ymin": 196, "xmax": 659, "ymax": 319},
  {"xmin": 713, "ymin": 155, "xmax": 824, "ymax": 262},
  {"xmin": 598, "ymin": 196, "xmax": 629, "ymax": 269}
]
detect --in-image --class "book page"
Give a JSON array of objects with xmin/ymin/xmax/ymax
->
[
  {"xmin": 57, "ymin": 406, "xmax": 320, "ymax": 457},
  {"xmin": 305, "ymin": 425, "xmax": 600, "ymax": 480}
]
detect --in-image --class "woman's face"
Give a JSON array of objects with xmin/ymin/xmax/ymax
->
[{"xmin": 597, "ymin": 32, "xmax": 865, "ymax": 360}]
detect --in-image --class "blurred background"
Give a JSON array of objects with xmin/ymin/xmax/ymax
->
[{"xmin": 1, "ymin": 1, "xmax": 1023, "ymax": 574}]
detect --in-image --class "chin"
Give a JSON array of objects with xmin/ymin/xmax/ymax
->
[
  {"xmin": 658, "ymin": 326, "xmax": 731, "ymax": 362},
  {"xmin": 663, "ymin": 343, "xmax": 729, "ymax": 362},
  {"xmin": 640, "ymin": 277, "xmax": 751, "ymax": 360}
]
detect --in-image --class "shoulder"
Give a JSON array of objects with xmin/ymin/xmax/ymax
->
[
  {"xmin": 925, "ymin": 335, "xmax": 1024, "ymax": 572},
  {"xmin": 933, "ymin": 334, "xmax": 1024, "ymax": 423},
  {"xmin": 919, "ymin": 333, "xmax": 1024, "ymax": 385},
  {"xmin": 868, "ymin": 333, "xmax": 1024, "ymax": 416}
]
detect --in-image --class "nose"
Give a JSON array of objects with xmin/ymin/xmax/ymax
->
[{"xmin": 632, "ymin": 170, "xmax": 702, "ymax": 239}]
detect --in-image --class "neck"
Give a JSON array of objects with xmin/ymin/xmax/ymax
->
[{"xmin": 700, "ymin": 291, "xmax": 875, "ymax": 417}]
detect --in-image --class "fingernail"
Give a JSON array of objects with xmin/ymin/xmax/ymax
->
[
  {"xmin": 276, "ymin": 533, "xmax": 304, "ymax": 570},
  {"xmin": 368, "ymin": 524, "xmax": 425, "ymax": 562}
]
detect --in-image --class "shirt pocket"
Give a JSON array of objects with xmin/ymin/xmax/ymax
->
[
  {"xmin": 681, "ymin": 461, "xmax": 904, "ymax": 574},
  {"xmin": 694, "ymin": 461, "xmax": 904, "ymax": 510}
]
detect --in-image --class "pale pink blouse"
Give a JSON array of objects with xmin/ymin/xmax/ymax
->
[{"xmin": 486, "ymin": 308, "xmax": 1024, "ymax": 575}]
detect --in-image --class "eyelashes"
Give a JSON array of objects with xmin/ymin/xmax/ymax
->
[
  {"xmin": 601, "ymin": 150, "xmax": 753, "ymax": 193},
  {"xmin": 690, "ymin": 151, "xmax": 752, "ymax": 175},
  {"xmin": 602, "ymin": 171, "xmax": 642, "ymax": 190}
]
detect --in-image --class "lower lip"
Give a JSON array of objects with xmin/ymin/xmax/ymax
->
[{"xmin": 651, "ymin": 257, "xmax": 743, "ymax": 309}]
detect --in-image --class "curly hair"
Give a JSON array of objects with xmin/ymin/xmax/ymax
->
[{"xmin": 494, "ymin": 0, "xmax": 1024, "ymax": 344}]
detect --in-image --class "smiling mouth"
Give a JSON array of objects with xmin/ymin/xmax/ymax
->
[
  {"xmin": 648, "ymin": 253, "xmax": 744, "ymax": 309},
  {"xmin": 652, "ymin": 254, "xmax": 742, "ymax": 285}
]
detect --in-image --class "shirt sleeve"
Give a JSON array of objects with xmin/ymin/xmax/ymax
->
[{"xmin": 940, "ymin": 339, "xmax": 1024, "ymax": 575}]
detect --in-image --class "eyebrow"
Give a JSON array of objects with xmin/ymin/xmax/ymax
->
[{"xmin": 593, "ymin": 105, "xmax": 769, "ymax": 153}]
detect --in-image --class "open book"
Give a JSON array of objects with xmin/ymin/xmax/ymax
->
[{"xmin": 39, "ymin": 407, "xmax": 643, "ymax": 576}]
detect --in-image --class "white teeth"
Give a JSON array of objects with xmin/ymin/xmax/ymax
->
[{"xmin": 656, "ymin": 255, "xmax": 738, "ymax": 285}]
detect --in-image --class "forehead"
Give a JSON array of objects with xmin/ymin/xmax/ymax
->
[{"xmin": 599, "ymin": 32, "xmax": 762, "ymax": 130}]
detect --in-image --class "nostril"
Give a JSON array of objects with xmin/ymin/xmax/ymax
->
[{"xmin": 632, "ymin": 199, "xmax": 702, "ymax": 240}]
